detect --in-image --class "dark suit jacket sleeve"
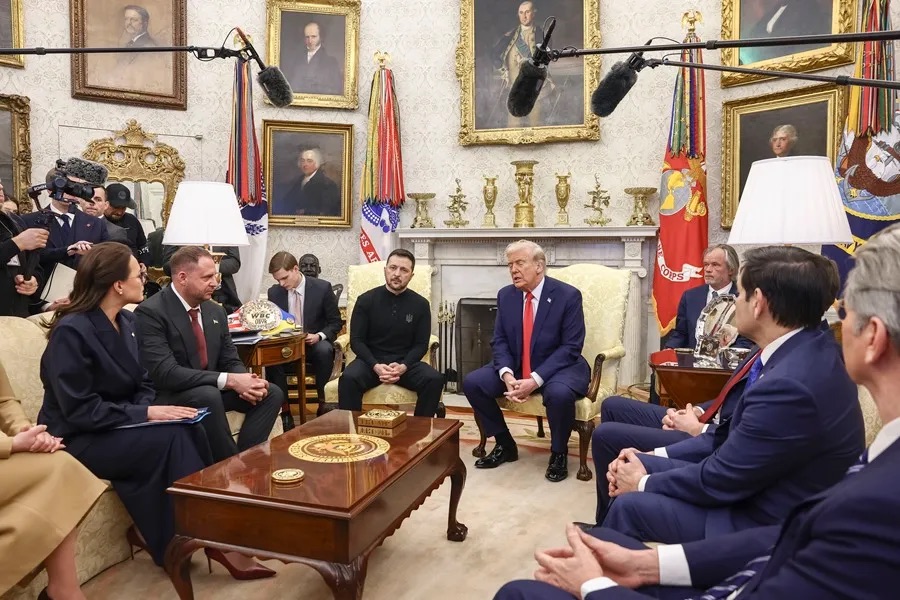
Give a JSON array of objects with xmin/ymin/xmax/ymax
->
[
  {"xmin": 659, "ymin": 429, "xmax": 717, "ymax": 462},
  {"xmin": 401, "ymin": 296, "xmax": 431, "ymax": 367},
  {"xmin": 213, "ymin": 308, "xmax": 247, "ymax": 374},
  {"xmin": 318, "ymin": 280, "xmax": 342, "ymax": 341},
  {"xmin": 349, "ymin": 293, "xmax": 378, "ymax": 367},
  {"xmin": 682, "ymin": 526, "xmax": 781, "ymax": 589},
  {"xmin": 217, "ymin": 247, "xmax": 241, "ymax": 275},
  {"xmin": 267, "ymin": 285, "xmax": 284, "ymax": 310},
  {"xmin": 99, "ymin": 221, "xmax": 109, "ymax": 242},
  {"xmin": 134, "ymin": 303, "xmax": 221, "ymax": 391},
  {"xmin": 646, "ymin": 377, "xmax": 819, "ymax": 505},
  {"xmin": 666, "ymin": 291, "xmax": 690, "ymax": 349},
  {"xmin": 491, "ymin": 290, "xmax": 515, "ymax": 372},
  {"xmin": 0, "ymin": 238, "xmax": 18, "ymax": 264},
  {"xmin": 534, "ymin": 286, "xmax": 586, "ymax": 382},
  {"xmin": 45, "ymin": 324, "xmax": 148, "ymax": 429},
  {"xmin": 135, "ymin": 223, "xmax": 149, "ymax": 264}
]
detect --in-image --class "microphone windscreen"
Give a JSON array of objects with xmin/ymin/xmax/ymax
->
[
  {"xmin": 591, "ymin": 61, "xmax": 638, "ymax": 118},
  {"xmin": 507, "ymin": 60, "xmax": 547, "ymax": 118},
  {"xmin": 257, "ymin": 66, "xmax": 294, "ymax": 108}
]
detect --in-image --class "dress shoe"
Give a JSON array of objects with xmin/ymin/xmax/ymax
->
[
  {"xmin": 281, "ymin": 412, "xmax": 295, "ymax": 431},
  {"xmin": 474, "ymin": 444, "xmax": 518, "ymax": 469},
  {"xmin": 317, "ymin": 402, "xmax": 337, "ymax": 417},
  {"xmin": 126, "ymin": 524, "xmax": 149, "ymax": 559},
  {"xmin": 545, "ymin": 452, "xmax": 568, "ymax": 482},
  {"xmin": 205, "ymin": 548, "xmax": 276, "ymax": 580}
]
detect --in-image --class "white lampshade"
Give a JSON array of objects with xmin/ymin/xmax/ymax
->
[
  {"xmin": 728, "ymin": 156, "xmax": 852, "ymax": 245},
  {"xmin": 163, "ymin": 181, "xmax": 249, "ymax": 246}
]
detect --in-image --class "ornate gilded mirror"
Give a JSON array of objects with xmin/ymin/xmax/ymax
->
[
  {"xmin": 82, "ymin": 119, "xmax": 185, "ymax": 230},
  {"xmin": 0, "ymin": 93, "xmax": 31, "ymax": 212}
]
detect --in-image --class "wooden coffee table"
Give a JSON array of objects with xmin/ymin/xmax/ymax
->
[{"xmin": 164, "ymin": 410, "xmax": 467, "ymax": 599}]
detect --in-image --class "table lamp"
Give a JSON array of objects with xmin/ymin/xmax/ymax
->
[
  {"xmin": 728, "ymin": 156, "xmax": 852, "ymax": 245},
  {"xmin": 163, "ymin": 181, "xmax": 249, "ymax": 258}
]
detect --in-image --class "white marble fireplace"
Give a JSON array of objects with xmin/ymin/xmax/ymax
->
[{"xmin": 397, "ymin": 226, "xmax": 658, "ymax": 386}]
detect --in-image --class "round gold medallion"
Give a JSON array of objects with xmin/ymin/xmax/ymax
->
[
  {"xmin": 288, "ymin": 434, "xmax": 390, "ymax": 463},
  {"xmin": 271, "ymin": 468, "xmax": 305, "ymax": 484}
]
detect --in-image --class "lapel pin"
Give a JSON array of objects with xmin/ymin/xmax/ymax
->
[
  {"xmin": 213, "ymin": 319, "xmax": 219, "ymax": 325},
  {"xmin": 547, "ymin": 298, "xmax": 552, "ymax": 303}
]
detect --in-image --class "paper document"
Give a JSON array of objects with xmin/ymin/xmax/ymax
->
[{"xmin": 115, "ymin": 407, "xmax": 210, "ymax": 429}]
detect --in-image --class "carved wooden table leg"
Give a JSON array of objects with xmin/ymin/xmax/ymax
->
[
  {"xmin": 294, "ymin": 554, "xmax": 370, "ymax": 600},
  {"xmin": 447, "ymin": 457, "xmax": 468, "ymax": 541},
  {"xmin": 164, "ymin": 535, "xmax": 202, "ymax": 599}
]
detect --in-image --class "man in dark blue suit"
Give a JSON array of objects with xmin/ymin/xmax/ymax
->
[
  {"xmin": 492, "ymin": 224, "xmax": 900, "ymax": 600},
  {"xmin": 599, "ymin": 246, "xmax": 863, "ymax": 544},
  {"xmin": 464, "ymin": 240, "xmax": 590, "ymax": 482}
]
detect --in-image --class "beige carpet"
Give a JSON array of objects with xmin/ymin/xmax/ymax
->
[{"xmin": 82, "ymin": 440, "xmax": 597, "ymax": 599}]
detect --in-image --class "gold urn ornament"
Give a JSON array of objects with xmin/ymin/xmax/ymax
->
[
  {"xmin": 511, "ymin": 160, "xmax": 538, "ymax": 228},
  {"xmin": 408, "ymin": 192, "xmax": 435, "ymax": 228},
  {"xmin": 444, "ymin": 178, "xmax": 469, "ymax": 228},
  {"xmin": 482, "ymin": 176, "xmax": 498, "ymax": 227},
  {"xmin": 584, "ymin": 174, "xmax": 612, "ymax": 226},
  {"xmin": 555, "ymin": 172, "xmax": 571, "ymax": 226},
  {"xmin": 625, "ymin": 187, "xmax": 658, "ymax": 226}
]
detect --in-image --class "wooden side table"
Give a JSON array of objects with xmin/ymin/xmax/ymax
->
[
  {"xmin": 649, "ymin": 349, "xmax": 732, "ymax": 410},
  {"xmin": 237, "ymin": 333, "xmax": 308, "ymax": 424}
]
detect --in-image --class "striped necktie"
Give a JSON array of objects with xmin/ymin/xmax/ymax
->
[{"xmin": 692, "ymin": 448, "xmax": 871, "ymax": 600}]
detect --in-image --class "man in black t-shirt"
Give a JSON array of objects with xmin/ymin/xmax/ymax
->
[
  {"xmin": 104, "ymin": 183, "xmax": 149, "ymax": 265},
  {"xmin": 337, "ymin": 248, "xmax": 443, "ymax": 417}
]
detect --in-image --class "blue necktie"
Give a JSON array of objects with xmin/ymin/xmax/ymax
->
[
  {"xmin": 58, "ymin": 213, "xmax": 71, "ymax": 242},
  {"xmin": 692, "ymin": 448, "xmax": 870, "ymax": 599},
  {"xmin": 746, "ymin": 357, "xmax": 763, "ymax": 388}
]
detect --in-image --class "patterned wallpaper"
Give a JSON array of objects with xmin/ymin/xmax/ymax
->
[{"xmin": 3, "ymin": 0, "xmax": 896, "ymax": 288}]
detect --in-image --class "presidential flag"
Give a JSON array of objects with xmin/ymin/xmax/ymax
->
[{"xmin": 652, "ymin": 25, "xmax": 709, "ymax": 335}]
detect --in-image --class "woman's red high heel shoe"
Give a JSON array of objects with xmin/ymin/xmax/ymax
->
[
  {"xmin": 204, "ymin": 548, "xmax": 276, "ymax": 580},
  {"xmin": 125, "ymin": 525, "xmax": 149, "ymax": 559}
]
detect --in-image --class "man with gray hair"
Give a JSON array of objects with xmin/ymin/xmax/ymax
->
[
  {"xmin": 770, "ymin": 124, "xmax": 797, "ymax": 158},
  {"xmin": 464, "ymin": 239, "xmax": 590, "ymax": 482},
  {"xmin": 275, "ymin": 148, "xmax": 341, "ymax": 218},
  {"xmin": 494, "ymin": 226, "xmax": 900, "ymax": 599}
]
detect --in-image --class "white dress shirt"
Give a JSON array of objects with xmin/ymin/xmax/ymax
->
[
  {"xmin": 499, "ymin": 276, "xmax": 546, "ymax": 386},
  {"xmin": 288, "ymin": 275, "xmax": 326, "ymax": 340},
  {"xmin": 171, "ymin": 285, "xmax": 228, "ymax": 390},
  {"xmin": 306, "ymin": 46, "xmax": 320, "ymax": 63}
]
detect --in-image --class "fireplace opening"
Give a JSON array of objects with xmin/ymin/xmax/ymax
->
[{"xmin": 454, "ymin": 298, "xmax": 498, "ymax": 386}]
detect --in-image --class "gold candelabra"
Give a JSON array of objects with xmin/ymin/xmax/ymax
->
[
  {"xmin": 511, "ymin": 160, "xmax": 538, "ymax": 228},
  {"xmin": 445, "ymin": 178, "xmax": 469, "ymax": 228},
  {"xmin": 584, "ymin": 175, "xmax": 611, "ymax": 226},
  {"xmin": 408, "ymin": 192, "xmax": 435, "ymax": 228},
  {"xmin": 482, "ymin": 176, "xmax": 498, "ymax": 228},
  {"xmin": 555, "ymin": 172, "xmax": 571, "ymax": 226},
  {"xmin": 625, "ymin": 187, "xmax": 657, "ymax": 226}
]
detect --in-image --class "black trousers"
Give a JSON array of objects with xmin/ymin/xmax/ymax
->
[
  {"xmin": 69, "ymin": 424, "xmax": 212, "ymax": 566},
  {"xmin": 337, "ymin": 359, "xmax": 444, "ymax": 417},
  {"xmin": 268, "ymin": 337, "xmax": 335, "ymax": 402},
  {"xmin": 156, "ymin": 383, "xmax": 283, "ymax": 462}
]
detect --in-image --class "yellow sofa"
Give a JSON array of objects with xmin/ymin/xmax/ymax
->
[{"xmin": 0, "ymin": 316, "xmax": 282, "ymax": 599}]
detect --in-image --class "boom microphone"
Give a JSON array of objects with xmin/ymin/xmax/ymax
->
[
  {"xmin": 235, "ymin": 28, "xmax": 294, "ymax": 108},
  {"xmin": 507, "ymin": 18, "xmax": 557, "ymax": 117},
  {"xmin": 591, "ymin": 51, "xmax": 649, "ymax": 117}
]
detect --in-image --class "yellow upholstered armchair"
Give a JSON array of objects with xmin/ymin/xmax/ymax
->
[
  {"xmin": 322, "ymin": 261, "xmax": 444, "ymax": 416},
  {"xmin": 472, "ymin": 264, "xmax": 632, "ymax": 481}
]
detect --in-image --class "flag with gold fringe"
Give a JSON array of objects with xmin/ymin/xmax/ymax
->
[
  {"xmin": 652, "ymin": 23, "xmax": 709, "ymax": 336},
  {"xmin": 822, "ymin": 0, "xmax": 900, "ymax": 286},
  {"xmin": 359, "ymin": 61, "xmax": 405, "ymax": 263},
  {"xmin": 226, "ymin": 57, "xmax": 267, "ymax": 303}
]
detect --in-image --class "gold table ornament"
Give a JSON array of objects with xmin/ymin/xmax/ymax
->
[
  {"xmin": 444, "ymin": 178, "xmax": 470, "ymax": 228},
  {"xmin": 289, "ymin": 434, "xmax": 390, "ymax": 463},
  {"xmin": 555, "ymin": 172, "xmax": 571, "ymax": 226},
  {"xmin": 584, "ymin": 174, "xmax": 612, "ymax": 226},
  {"xmin": 511, "ymin": 160, "xmax": 538, "ymax": 228},
  {"xmin": 408, "ymin": 192, "xmax": 435, "ymax": 228},
  {"xmin": 482, "ymin": 176, "xmax": 498, "ymax": 228},
  {"xmin": 625, "ymin": 187, "xmax": 657, "ymax": 226},
  {"xmin": 271, "ymin": 468, "xmax": 305, "ymax": 484}
]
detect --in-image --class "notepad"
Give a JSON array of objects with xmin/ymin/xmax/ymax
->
[{"xmin": 115, "ymin": 407, "xmax": 210, "ymax": 429}]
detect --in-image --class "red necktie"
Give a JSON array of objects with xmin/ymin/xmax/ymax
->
[
  {"xmin": 699, "ymin": 349, "xmax": 761, "ymax": 423},
  {"xmin": 522, "ymin": 291, "xmax": 534, "ymax": 377},
  {"xmin": 188, "ymin": 308, "xmax": 208, "ymax": 370}
]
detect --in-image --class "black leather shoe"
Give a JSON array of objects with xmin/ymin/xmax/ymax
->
[
  {"xmin": 317, "ymin": 402, "xmax": 337, "ymax": 417},
  {"xmin": 474, "ymin": 444, "xmax": 519, "ymax": 469},
  {"xmin": 546, "ymin": 452, "xmax": 568, "ymax": 482},
  {"xmin": 281, "ymin": 412, "xmax": 295, "ymax": 431}
]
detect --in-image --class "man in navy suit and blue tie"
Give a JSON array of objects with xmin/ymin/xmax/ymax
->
[
  {"xmin": 493, "ymin": 224, "xmax": 900, "ymax": 599},
  {"xmin": 465, "ymin": 240, "xmax": 590, "ymax": 482},
  {"xmin": 596, "ymin": 246, "xmax": 863, "ymax": 545}
]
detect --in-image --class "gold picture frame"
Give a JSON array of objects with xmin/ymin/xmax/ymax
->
[
  {"xmin": 456, "ymin": 0, "xmax": 601, "ymax": 146},
  {"xmin": 722, "ymin": 84, "xmax": 846, "ymax": 227},
  {"xmin": 264, "ymin": 120, "xmax": 353, "ymax": 228},
  {"xmin": 0, "ymin": 94, "xmax": 31, "ymax": 211},
  {"xmin": 70, "ymin": 0, "xmax": 188, "ymax": 110},
  {"xmin": 0, "ymin": 0, "xmax": 25, "ymax": 68},
  {"xmin": 266, "ymin": 0, "xmax": 360, "ymax": 110},
  {"xmin": 720, "ymin": 0, "xmax": 857, "ymax": 87}
]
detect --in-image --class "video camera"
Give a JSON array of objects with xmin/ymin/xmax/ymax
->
[{"xmin": 25, "ymin": 159, "xmax": 95, "ymax": 204}]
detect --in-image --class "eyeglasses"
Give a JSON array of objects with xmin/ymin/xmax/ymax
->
[{"xmin": 131, "ymin": 273, "xmax": 147, "ymax": 284}]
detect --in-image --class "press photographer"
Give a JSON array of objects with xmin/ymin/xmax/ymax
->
[
  {"xmin": 20, "ymin": 158, "xmax": 110, "ymax": 309},
  {"xmin": 0, "ymin": 198, "xmax": 48, "ymax": 317}
]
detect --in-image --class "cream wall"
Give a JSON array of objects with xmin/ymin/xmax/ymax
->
[{"xmin": 4, "ymin": 0, "xmax": 897, "ymax": 289}]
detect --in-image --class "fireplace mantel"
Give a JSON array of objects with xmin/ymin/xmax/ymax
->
[{"xmin": 398, "ymin": 226, "xmax": 658, "ymax": 385}]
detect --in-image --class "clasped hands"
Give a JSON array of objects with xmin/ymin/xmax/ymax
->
[
  {"xmin": 66, "ymin": 241, "xmax": 93, "ymax": 256},
  {"xmin": 374, "ymin": 362, "xmax": 407, "ymax": 384},
  {"xmin": 225, "ymin": 372, "xmax": 269, "ymax": 404},
  {"xmin": 11, "ymin": 424, "xmax": 64, "ymax": 454},
  {"xmin": 607, "ymin": 448, "xmax": 648, "ymax": 497},
  {"xmin": 533, "ymin": 523, "xmax": 659, "ymax": 596},
  {"xmin": 661, "ymin": 403, "xmax": 704, "ymax": 436},
  {"xmin": 503, "ymin": 373, "xmax": 538, "ymax": 403}
]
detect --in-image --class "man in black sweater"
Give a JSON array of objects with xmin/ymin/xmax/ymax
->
[{"xmin": 338, "ymin": 248, "xmax": 443, "ymax": 416}]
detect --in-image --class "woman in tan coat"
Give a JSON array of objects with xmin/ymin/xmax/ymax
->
[{"xmin": 0, "ymin": 364, "xmax": 106, "ymax": 599}]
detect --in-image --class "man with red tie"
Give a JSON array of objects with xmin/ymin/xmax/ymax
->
[{"xmin": 464, "ymin": 240, "xmax": 590, "ymax": 482}]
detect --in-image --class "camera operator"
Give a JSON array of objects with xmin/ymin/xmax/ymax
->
[
  {"xmin": 1, "ymin": 200, "xmax": 48, "ymax": 317},
  {"xmin": 20, "ymin": 158, "xmax": 110, "ymax": 282},
  {"xmin": 104, "ymin": 183, "xmax": 149, "ymax": 265}
]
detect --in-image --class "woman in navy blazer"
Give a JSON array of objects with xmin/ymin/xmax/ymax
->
[{"xmin": 37, "ymin": 242, "xmax": 212, "ymax": 568}]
